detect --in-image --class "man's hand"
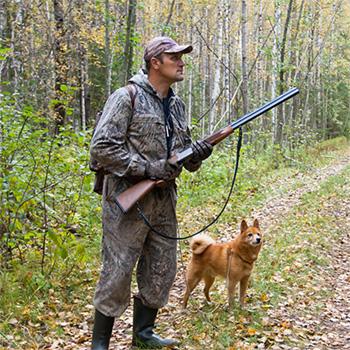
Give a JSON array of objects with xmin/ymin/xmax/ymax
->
[
  {"xmin": 191, "ymin": 140, "xmax": 213, "ymax": 163},
  {"xmin": 145, "ymin": 160, "xmax": 181, "ymax": 180}
]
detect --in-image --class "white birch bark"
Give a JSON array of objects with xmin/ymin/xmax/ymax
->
[
  {"xmin": 0, "ymin": 0, "xmax": 8, "ymax": 85},
  {"xmin": 80, "ymin": 51, "xmax": 87, "ymax": 131},
  {"xmin": 241, "ymin": 0, "xmax": 249, "ymax": 115},
  {"xmin": 209, "ymin": 1, "xmax": 223, "ymax": 133},
  {"xmin": 105, "ymin": 0, "xmax": 112, "ymax": 98},
  {"xmin": 272, "ymin": 0, "xmax": 281, "ymax": 143},
  {"xmin": 222, "ymin": 0, "xmax": 230, "ymax": 120}
]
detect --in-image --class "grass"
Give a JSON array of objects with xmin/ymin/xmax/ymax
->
[
  {"xmin": 178, "ymin": 163, "xmax": 350, "ymax": 349},
  {"xmin": 0, "ymin": 136, "xmax": 349, "ymax": 348},
  {"xmin": 176, "ymin": 136, "xmax": 349, "ymax": 241}
]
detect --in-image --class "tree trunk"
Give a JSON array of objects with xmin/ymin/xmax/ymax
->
[
  {"xmin": 222, "ymin": 0, "xmax": 231, "ymax": 120},
  {"xmin": 123, "ymin": 0, "xmax": 137, "ymax": 85},
  {"xmin": 209, "ymin": 1, "xmax": 223, "ymax": 133},
  {"xmin": 53, "ymin": 0, "xmax": 66, "ymax": 132},
  {"xmin": 272, "ymin": 0, "xmax": 281, "ymax": 144},
  {"xmin": 275, "ymin": 0, "xmax": 294, "ymax": 146},
  {"xmin": 162, "ymin": 0, "xmax": 176, "ymax": 35},
  {"xmin": 80, "ymin": 45, "xmax": 88, "ymax": 131},
  {"xmin": 0, "ymin": 0, "xmax": 9, "ymax": 86},
  {"xmin": 241, "ymin": 0, "xmax": 248, "ymax": 115},
  {"xmin": 105, "ymin": 0, "xmax": 112, "ymax": 98}
]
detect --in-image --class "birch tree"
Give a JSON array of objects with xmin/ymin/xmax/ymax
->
[
  {"xmin": 272, "ymin": 0, "xmax": 281, "ymax": 144},
  {"xmin": 209, "ymin": 1, "xmax": 223, "ymax": 133},
  {"xmin": 241, "ymin": 0, "xmax": 249, "ymax": 115}
]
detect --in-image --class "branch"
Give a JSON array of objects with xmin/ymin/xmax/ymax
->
[{"xmin": 162, "ymin": 0, "xmax": 176, "ymax": 35}]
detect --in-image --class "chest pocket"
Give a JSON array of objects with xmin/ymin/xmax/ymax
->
[
  {"xmin": 128, "ymin": 113, "xmax": 167, "ymax": 159},
  {"xmin": 171, "ymin": 114, "xmax": 191, "ymax": 153}
]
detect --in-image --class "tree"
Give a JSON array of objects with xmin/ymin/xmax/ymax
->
[
  {"xmin": 53, "ymin": 0, "xmax": 66, "ymax": 131},
  {"xmin": 123, "ymin": 0, "xmax": 137, "ymax": 84}
]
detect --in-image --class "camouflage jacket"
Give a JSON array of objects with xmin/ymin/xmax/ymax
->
[{"xmin": 90, "ymin": 70, "xmax": 199, "ymax": 180}]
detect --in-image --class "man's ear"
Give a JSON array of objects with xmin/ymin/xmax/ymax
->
[
  {"xmin": 150, "ymin": 57, "xmax": 161, "ymax": 71},
  {"xmin": 240, "ymin": 220, "xmax": 248, "ymax": 233}
]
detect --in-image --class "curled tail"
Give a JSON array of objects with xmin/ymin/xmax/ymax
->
[{"xmin": 190, "ymin": 235, "xmax": 215, "ymax": 255}]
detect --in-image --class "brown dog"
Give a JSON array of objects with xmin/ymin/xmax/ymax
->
[{"xmin": 183, "ymin": 219, "xmax": 262, "ymax": 308}]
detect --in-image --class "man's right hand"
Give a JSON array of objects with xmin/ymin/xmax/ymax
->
[{"xmin": 145, "ymin": 160, "xmax": 181, "ymax": 180}]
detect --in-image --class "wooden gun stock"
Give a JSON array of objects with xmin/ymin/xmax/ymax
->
[
  {"xmin": 116, "ymin": 88, "xmax": 299, "ymax": 213},
  {"xmin": 116, "ymin": 179, "xmax": 164, "ymax": 213}
]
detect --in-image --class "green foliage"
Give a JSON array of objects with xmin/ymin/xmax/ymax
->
[
  {"xmin": 177, "ymin": 135, "xmax": 349, "ymax": 238},
  {"xmin": 1, "ymin": 88, "xmax": 349, "ymax": 347},
  {"xmin": 0, "ymin": 94, "xmax": 101, "ymax": 273},
  {"xmin": 0, "ymin": 47, "xmax": 12, "ymax": 61}
]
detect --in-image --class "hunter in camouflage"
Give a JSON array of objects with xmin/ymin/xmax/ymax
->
[
  {"xmin": 90, "ymin": 37, "xmax": 213, "ymax": 350},
  {"xmin": 91, "ymin": 69, "xmax": 198, "ymax": 314}
]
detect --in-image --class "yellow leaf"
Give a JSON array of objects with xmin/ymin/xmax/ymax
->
[
  {"xmin": 281, "ymin": 321, "xmax": 291, "ymax": 329},
  {"xmin": 192, "ymin": 333, "xmax": 206, "ymax": 341},
  {"xmin": 260, "ymin": 293, "xmax": 270, "ymax": 302},
  {"xmin": 247, "ymin": 327, "xmax": 257, "ymax": 335}
]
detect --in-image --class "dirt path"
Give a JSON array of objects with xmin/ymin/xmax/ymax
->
[
  {"xmin": 255, "ymin": 183, "xmax": 350, "ymax": 350},
  {"xmin": 250, "ymin": 149, "xmax": 350, "ymax": 349},
  {"xmin": 75, "ymin": 149, "xmax": 350, "ymax": 350},
  {"xmin": 311, "ymin": 207, "xmax": 350, "ymax": 350}
]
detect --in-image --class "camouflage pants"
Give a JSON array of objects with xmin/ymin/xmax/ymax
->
[{"xmin": 93, "ymin": 175, "xmax": 178, "ymax": 317}]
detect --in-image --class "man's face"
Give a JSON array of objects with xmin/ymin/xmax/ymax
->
[{"xmin": 152, "ymin": 53, "xmax": 185, "ymax": 84}]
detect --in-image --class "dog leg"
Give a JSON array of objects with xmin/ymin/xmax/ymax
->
[
  {"xmin": 183, "ymin": 274, "xmax": 202, "ymax": 309},
  {"xmin": 227, "ymin": 279, "xmax": 238, "ymax": 307},
  {"xmin": 203, "ymin": 275, "xmax": 215, "ymax": 303},
  {"xmin": 239, "ymin": 276, "xmax": 249, "ymax": 307}
]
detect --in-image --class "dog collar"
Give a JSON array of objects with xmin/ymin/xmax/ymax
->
[{"xmin": 234, "ymin": 251, "xmax": 256, "ymax": 265}]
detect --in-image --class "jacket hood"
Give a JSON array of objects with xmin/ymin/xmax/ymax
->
[{"xmin": 129, "ymin": 69, "xmax": 174, "ymax": 99}]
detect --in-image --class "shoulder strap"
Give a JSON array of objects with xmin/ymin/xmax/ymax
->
[{"xmin": 125, "ymin": 84, "xmax": 137, "ymax": 110}]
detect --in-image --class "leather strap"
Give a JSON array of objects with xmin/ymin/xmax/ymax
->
[{"xmin": 125, "ymin": 84, "xmax": 137, "ymax": 110}]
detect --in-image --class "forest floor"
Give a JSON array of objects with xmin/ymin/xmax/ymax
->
[
  {"xmin": 83, "ymin": 147, "xmax": 350, "ymax": 350},
  {"xmin": 3, "ymin": 146, "xmax": 350, "ymax": 350}
]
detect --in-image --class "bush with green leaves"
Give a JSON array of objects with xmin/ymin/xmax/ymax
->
[{"xmin": 0, "ymin": 93, "xmax": 100, "ymax": 273}]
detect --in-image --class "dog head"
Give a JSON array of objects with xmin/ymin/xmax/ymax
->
[{"xmin": 240, "ymin": 219, "xmax": 262, "ymax": 247}]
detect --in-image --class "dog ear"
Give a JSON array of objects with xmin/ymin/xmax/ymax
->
[
  {"xmin": 240, "ymin": 220, "xmax": 248, "ymax": 233},
  {"xmin": 253, "ymin": 218, "xmax": 260, "ymax": 229}
]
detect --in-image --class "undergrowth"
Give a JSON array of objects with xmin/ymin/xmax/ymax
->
[
  {"xmin": 0, "ymin": 134, "xmax": 349, "ymax": 348},
  {"xmin": 178, "ymin": 154, "xmax": 350, "ymax": 349}
]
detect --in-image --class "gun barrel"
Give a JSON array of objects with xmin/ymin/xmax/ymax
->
[
  {"xmin": 116, "ymin": 87, "xmax": 300, "ymax": 213},
  {"xmin": 230, "ymin": 87, "xmax": 299, "ymax": 130}
]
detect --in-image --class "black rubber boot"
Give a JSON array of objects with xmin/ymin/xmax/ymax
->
[
  {"xmin": 91, "ymin": 309, "xmax": 115, "ymax": 350},
  {"xmin": 132, "ymin": 296, "xmax": 179, "ymax": 349}
]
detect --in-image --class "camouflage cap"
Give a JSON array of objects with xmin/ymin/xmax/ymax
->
[{"xmin": 144, "ymin": 36, "xmax": 193, "ymax": 62}]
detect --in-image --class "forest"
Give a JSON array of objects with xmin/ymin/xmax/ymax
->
[{"xmin": 1, "ymin": 0, "xmax": 350, "ymax": 349}]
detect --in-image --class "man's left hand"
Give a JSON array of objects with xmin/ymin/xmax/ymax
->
[{"xmin": 191, "ymin": 140, "xmax": 213, "ymax": 163}]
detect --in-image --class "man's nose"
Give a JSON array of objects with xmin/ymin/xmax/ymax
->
[{"xmin": 178, "ymin": 59, "xmax": 184, "ymax": 67}]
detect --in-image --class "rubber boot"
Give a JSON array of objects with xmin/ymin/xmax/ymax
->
[
  {"xmin": 91, "ymin": 309, "xmax": 115, "ymax": 350},
  {"xmin": 132, "ymin": 296, "xmax": 179, "ymax": 349}
]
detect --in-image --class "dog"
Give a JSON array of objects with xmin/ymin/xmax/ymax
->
[{"xmin": 183, "ymin": 219, "xmax": 262, "ymax": 308}]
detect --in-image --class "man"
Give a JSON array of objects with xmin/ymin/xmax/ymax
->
[{"xmin": 90, "ymin": 36, "xmax": 212, "ymax": 349}]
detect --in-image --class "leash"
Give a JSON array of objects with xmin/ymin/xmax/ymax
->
[{"xmin": 136, "ymin": 127, "xmax": 243, "ymax": 241}]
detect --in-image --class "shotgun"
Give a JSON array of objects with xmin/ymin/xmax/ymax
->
[{"xmin": 116, "ymin": 87, "xmax": 299, "ymax": 213}]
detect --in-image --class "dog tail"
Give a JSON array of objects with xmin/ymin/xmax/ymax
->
[{"xmin": 190, "ymin": 235, "xmax": 215, "ymax": 255}]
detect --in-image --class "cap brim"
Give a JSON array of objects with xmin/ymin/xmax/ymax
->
[{"xmin": 164, "ymin": 44, "xmax": 193, "ymax": 54}]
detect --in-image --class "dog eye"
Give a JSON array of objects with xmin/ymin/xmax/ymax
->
[{"xmin": 248, "ymin": 233, "xmax": 253, "ymax": 237}]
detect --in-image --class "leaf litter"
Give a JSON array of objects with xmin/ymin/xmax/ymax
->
[{"xmin": 2, "ymin": 149, "xmax": 350, "ymax": 350}]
